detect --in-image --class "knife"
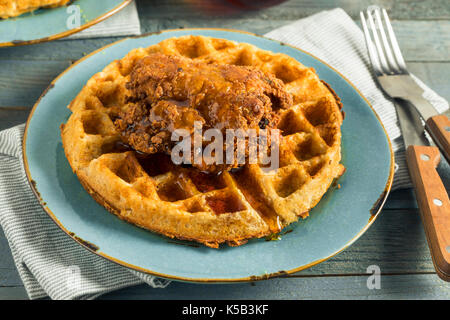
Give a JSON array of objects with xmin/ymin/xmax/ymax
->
[
  {"xmin": 395, "ymin": 99, "xmax": 450, "ymax": 281},
  {"xmin": 378, "ymin": 75, "xmax": 450, "ymax": 164}
]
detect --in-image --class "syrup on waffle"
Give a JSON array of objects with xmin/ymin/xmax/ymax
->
[{"xmin": 61, "ymin": 35, "xmax": 345, "ymax": 248}]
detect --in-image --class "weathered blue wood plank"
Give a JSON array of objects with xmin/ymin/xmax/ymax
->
[
  {"xmin": 0, "ymin": 21, "xmax": 447, "ymax": 62},
  {"xmin": 99, "ymin": 274, "xmax": 450, "ymax": 300},
  {"xmin": 0, "ymin": 60, "xmax": 70, "ymax": 107},
  {"xmin": 0, "ymin": 107, "xmax": 29, "ymax": 131},
  {"xmin": 0, "ymin": 38, "xmax": 121, "ymax": 62},
  {"xmin": 383, "ymin": 189, "xmax": 416, "ymax": 209},
  {"xmin": 408, "ymin": 62, "xmax": 450, "ymax": 102},
  {"xmin": 1, "ymin": 273, "xmax": 448, "ymax": 300},
  {"xmin": 0, "ymin": 287, "xmax": 28, "ymax": 300}
]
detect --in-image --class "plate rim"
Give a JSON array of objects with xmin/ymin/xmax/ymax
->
[
  {"xmin": 22, "ymin": 28, "xmax": 395, "ymax": 283},
  {"xmin": 0, "ymin": 0, "xmax": 132, "ymax": 47}
]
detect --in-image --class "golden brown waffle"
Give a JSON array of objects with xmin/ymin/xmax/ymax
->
[
  {"xmin": 61, "ymin": 35, "xmax": 345, "ymax": 248},
  {"xmin": 0, "ymin": 0, "xmax": 70, "ymax": 19}
]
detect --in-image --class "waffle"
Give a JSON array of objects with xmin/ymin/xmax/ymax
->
[
  {"xmin": 0, "ymin": 0, "xmax": 70, "ymax": 19},
  {"xmin": 61, "ymin": 35, "xmax": 345, "ymax": 248}
]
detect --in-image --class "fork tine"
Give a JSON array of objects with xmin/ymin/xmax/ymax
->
[
  {"xmin": 382, "ymin": 8, "xmax": 408, "ymax": 73},
  {"xmin": 360, "ymin": 11, "xmax": 383, "ymax": 76},
  {"xmin": 366, "ymin": 8, "xmax": 390, "ymax": 74},
  {"xmin": 373, "ymin": 7, "xmax": 401, "ymax": 73}
]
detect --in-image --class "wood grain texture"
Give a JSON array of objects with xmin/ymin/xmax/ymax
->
[
  {"xmin": 406, "ymin": 145, "xmax": 450, "ymax": 281},
  {"xmin": 426, "ymin": 114, "xmax": 450, "ymax": 164},
  {"xmin": 0, "ymin": 38, "xmax": 121, "ymax": 62},
  {"xmin": 407, "ymin": 62, "xmax": 450, "ymax": 101},
  {"xmin": 0, "ymin": 61, "xmax": 70, "ymax": 107},
  {"xmin": 0, "ymin": 22, "xmax": 447, "ymax": 62},
  {"xmin": 0, "ymin": 287, "xmax": 29, "ymax": 300},
  {"xmin": 0, "ymin": 107, "xmax": 29, "ymax": 131},
  {"xmin": 1, "ymin": 273, "xmax": 449, "ymax": 300},
  {"xmin": 99, "ymin": 274, "xmax": 450, "ymax": 300}
]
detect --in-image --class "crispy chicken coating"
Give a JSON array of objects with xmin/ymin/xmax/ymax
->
[{"xmin": 115, "ymin": 53, "xmax": 292, "ymax": 173}]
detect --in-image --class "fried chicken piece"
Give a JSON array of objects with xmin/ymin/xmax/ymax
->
[{"xmin": 115, "ymin": 53, "xmax": 293, "ymax": 173}]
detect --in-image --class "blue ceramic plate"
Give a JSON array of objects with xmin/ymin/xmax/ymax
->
[
  {"xmin": 23, "ymin": 29, "xmax": 394, "ymax": 282},
  {"xmin": 0, "ymin": 0, "xmax": 131, "ymax": 46}
]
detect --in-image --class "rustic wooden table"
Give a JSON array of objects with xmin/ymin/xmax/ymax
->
[{"xmin": 1, "ymin": 0, "xmax": 449, "ymax": 300}]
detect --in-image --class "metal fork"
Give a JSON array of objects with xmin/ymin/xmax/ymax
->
[{"xmin": 360, "ymin": 6, "xmax": 450, "ymax": 163}]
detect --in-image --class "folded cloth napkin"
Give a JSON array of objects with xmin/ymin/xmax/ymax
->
[
  {"xmin": 265, "ymin": 8, "xmax": 449, "ymax": 189},
  {"xmin": 65, "ymin": 0, "xmax": 141, "ymax": 39},
  {"xmin": 0, "ymin": 124, "xmax": 170, "ymax": 300},
  {"xmin": 0, "ymin": 8, "xmax": 448, "ymax": 300}
]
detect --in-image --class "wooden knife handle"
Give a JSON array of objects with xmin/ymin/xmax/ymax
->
[
  {"xmin": 426, "ymin": 114, "xmax": 450, "ymax": 163},
  {"xmin": 406, "ymin": 145, "xmax": 450, "ymax": 281}
]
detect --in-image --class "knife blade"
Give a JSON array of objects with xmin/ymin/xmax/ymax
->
[
  {"xmin": 395, "ymin": 99, "xmax": 430, "ymax": 148},
  {"xmin": 378, "ymin": 74, "xmax": 450, "ymax": 164}
]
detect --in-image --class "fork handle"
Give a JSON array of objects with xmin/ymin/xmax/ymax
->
[
  {"xmin": 406, "ymin": 145, "xmax": 450, "ymax": 281},
  {"xmin": 426, "ymin": 114, "xmax": 450, "ymax": 164}
]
